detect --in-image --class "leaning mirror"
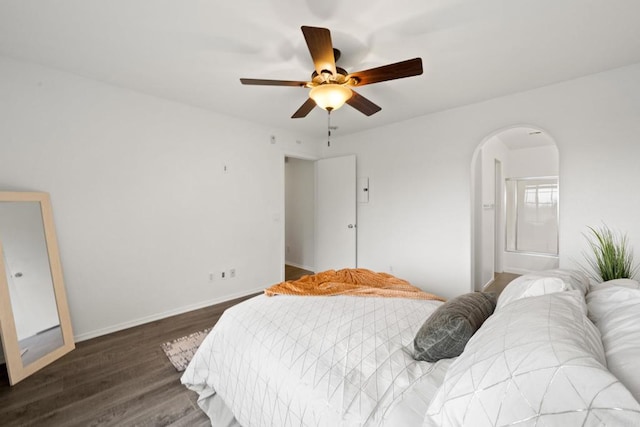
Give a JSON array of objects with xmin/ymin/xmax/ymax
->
[{"xmin": 0, "ymin": 191, "xmax": 74, "ymax": 385}]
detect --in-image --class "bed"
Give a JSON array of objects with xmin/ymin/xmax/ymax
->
[{"xmin": 181, "ymin": 269, "xmax": 640, "ymax": 426}]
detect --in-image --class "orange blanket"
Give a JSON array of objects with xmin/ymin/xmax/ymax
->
[{"xmin": 265, "ymin": 268, "xmax": 445, "ymax": 301}]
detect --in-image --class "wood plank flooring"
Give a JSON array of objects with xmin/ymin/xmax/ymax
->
[
  {"xmin": 484, "ymin": 272, "xmax": 521, "ymax": 296},
  {"xmin": 0, "ymin": 293, "xmax": 258, "ymax": 427},
  {"xmin": 284, "ymin": 264, "xmax": 313, "ymax": 281}
]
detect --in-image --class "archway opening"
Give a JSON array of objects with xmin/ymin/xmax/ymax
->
[{"xmin": 471, "ymin": 126, "xmax": 559, "ymax": 292}]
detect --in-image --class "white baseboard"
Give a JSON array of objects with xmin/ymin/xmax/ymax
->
[
  {"xmin": 481, "ymin": 278, "xmax": 495, "ymax": 291},
  {"xmin": 74, "ymin": 286, "xmax": 265, "ymax": 343}
]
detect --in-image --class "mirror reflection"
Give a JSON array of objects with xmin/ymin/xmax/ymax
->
[
  {"xmin": 0, "ymin": 191, "xmax": 74, "ymax": 385},
  {"xmin": 0, "ymin": 201, "xmax": 64, "ymax": 367}
]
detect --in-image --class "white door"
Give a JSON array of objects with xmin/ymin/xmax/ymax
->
[
  {"xmin": 494, "ymin": 159, "xmax": 503, "ymax": 273},
  {"xmin": 315, "ymin": 155, "xmax": 357, "ymax": 272}
]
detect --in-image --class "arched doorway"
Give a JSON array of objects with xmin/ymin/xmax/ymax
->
[{"xmin": 471, "ymin": 125, "xmax": 559, "ymax": 291}]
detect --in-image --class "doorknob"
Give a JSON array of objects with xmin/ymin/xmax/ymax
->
[{"xmin": 348, "ymin": 224, "xmax": 356, "ymax": 229}]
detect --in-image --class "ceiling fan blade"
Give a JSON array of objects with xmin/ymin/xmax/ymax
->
[
  {"xmin": 291, "ymin": 98, "xmax": 317, "ymax": 118},
  {"xmin": 301, "ymin": 26, "xmax": 337, "ymax": 77},
  {"xmin": 240, "ymin": 78, "xmax": 308, "ymax": 87},
  {"xmin": 346, "ymin": 90, "xmax": 382, "ymax": 116},
  {"xmin": 348, "ymin": 58, "xmax": 423, "ymax": 86}
]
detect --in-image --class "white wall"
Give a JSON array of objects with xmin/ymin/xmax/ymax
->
[
  {"xmin": 479, "ymin": 137, "xmax": 508, "ymax": 288},
  {"xmin": 284, "ymin": 157, "xmax": 315, "ymax": 271},
  {"xmin": 325, "ymin": 62, "xmax": 640, "ymax": 299},
  {"xmin": 323, "ymin": 117, "xmax": 476, "ymax": 299},
  {"xmin": 0, "ymin": 56, "xmax": 321, "ymax": 340},
  {"xmin": 507, "ymin": 145, "xmax": 559, "ymax": 178}
]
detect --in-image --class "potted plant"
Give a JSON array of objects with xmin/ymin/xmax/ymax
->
[{"xmin": 582, "ymin": 224, "xmax": 638, "ymax": 282}]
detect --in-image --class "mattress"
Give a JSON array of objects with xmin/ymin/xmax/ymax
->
[{"xmin": 181, "ymin": 294, "xmax": 446, "ymax": 426}]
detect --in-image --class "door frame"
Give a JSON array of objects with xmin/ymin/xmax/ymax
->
[
  {"xmin": 494, "ymin": 159, "xmax": 504, "ymax": 274},
  {"xmin": 281, "ymin": 152, "xmax": 318, "ymax": 282}
]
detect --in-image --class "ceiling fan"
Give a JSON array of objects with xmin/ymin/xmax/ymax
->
[{"xmin": 240, "ymin": 26, "xmax": 423, "ymax": 118}]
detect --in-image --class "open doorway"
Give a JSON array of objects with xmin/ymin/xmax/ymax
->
[
  {"xmin": 284, "ymin": 156, "xmax": 315, "ymax": 281},
  {"xmin": 283, "ymin": 154, "xmax": 358, "ymax": 281},
  {"xmin": 472, "ymin": 126, "xmax": 559, "ymax": 292}
]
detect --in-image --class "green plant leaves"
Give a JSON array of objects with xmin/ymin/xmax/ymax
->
[{"xmin": 582, "ymin": 224, "xmax": 637, "ymax": 282}]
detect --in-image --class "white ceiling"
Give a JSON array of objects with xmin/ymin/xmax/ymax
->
[
  {"xmin": 1, "ymin": 0, "xmax": 640, "ymax": 138},
  {"xmin": 495, "ymin": 127, "xmax": 556, "ymax": 151}
]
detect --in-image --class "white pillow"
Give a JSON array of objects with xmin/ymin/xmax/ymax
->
[
  {"xmin": 496, "ymin": 269, "xmax": 589, "ymax": 310},
  {"xmin": 424, "ymin": 291, "xmax": 640, "ymax": 426},
  {"xmin": 587, "ymin": 282, "xmax": 640, "ymax": 403},
  {"xmin": 596, "ymin": 278, "xmax": 640, "ymax": 290},
  {"xmin": 587, "ymin": 279, "xmax": 640, "ymax": 322}
]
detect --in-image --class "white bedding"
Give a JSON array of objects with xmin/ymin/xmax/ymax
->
[
  {"xmin": 181, "ymin": 294, "xmax": 445, "ymax": 426},
  {"xmin": 587, "ymin": 279, "xmax": 640, "ymax": 403},
  {"xmin": 181, "ymin": 269, "xmax": 640, "ymax": 426},
  {"xmin": 425, "ymin": 290, "xmax": 640, "ymax": 426}
]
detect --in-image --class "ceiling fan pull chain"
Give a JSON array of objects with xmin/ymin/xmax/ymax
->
[{"xmin": 327, "ymin": 110, "xmax": 331, "ymax": 147}]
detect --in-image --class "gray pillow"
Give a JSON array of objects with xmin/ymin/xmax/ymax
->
[{"xmin": 414, "ymin": 292, "xmax": 496, "ymax": 362}]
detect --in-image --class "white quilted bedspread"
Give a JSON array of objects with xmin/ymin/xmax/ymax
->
[
  {"xmin": 425, "ymin": 291, "xmax": 640, "ymax": 426},
  {"xmin": 181, "ymin": 294, "xmax": 443, "ymax": 426}
]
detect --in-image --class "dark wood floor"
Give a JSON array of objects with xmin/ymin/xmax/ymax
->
[
  {"xmin": 484, "ymin": 272, "xmax": 520, "ymax": 296},
  {"xmin": 284, "ymin": 264, "xmax": 313, "ymax": 281},
  {"xmin": 0, "ymin": 293, "xmax": 258, "ymax": 427}
]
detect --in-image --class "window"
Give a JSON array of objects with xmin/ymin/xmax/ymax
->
[{"xmin": 505, "ymin": 177, "xmax": 558, "ymax": 255}]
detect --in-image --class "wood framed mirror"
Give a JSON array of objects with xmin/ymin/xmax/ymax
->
[{"xmin": 0, "ymin": 191, "xmax": 74, "ymax": 385}]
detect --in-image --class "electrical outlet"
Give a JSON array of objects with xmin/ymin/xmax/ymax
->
[
  {"xmin": 208, "ymin": 272, "xmax": 214, "ymax": 282},
  {"xmin": 229, "ymin": 268, "xmax": 236, "ymax": 278},
  {"xmin": 220, "ymin": 271, "xmax": 227, "ymax": 280}
]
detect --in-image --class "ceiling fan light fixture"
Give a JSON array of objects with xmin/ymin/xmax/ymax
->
[
  {"xmin": 309, "ymin": 84, "xmax": 352, "ymax": 111},
  {"xmin": 241, "ymin": 26, "xmax": 423, "ymax": 118}
]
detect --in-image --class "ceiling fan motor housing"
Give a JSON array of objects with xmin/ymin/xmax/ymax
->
[
  {"xmin": 311, "ymin": 67, "xmax": 355, "ymax": 87},
  {"xmin": 239, "ymin": 26, "xmax": 423, "ymax": 118}
]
